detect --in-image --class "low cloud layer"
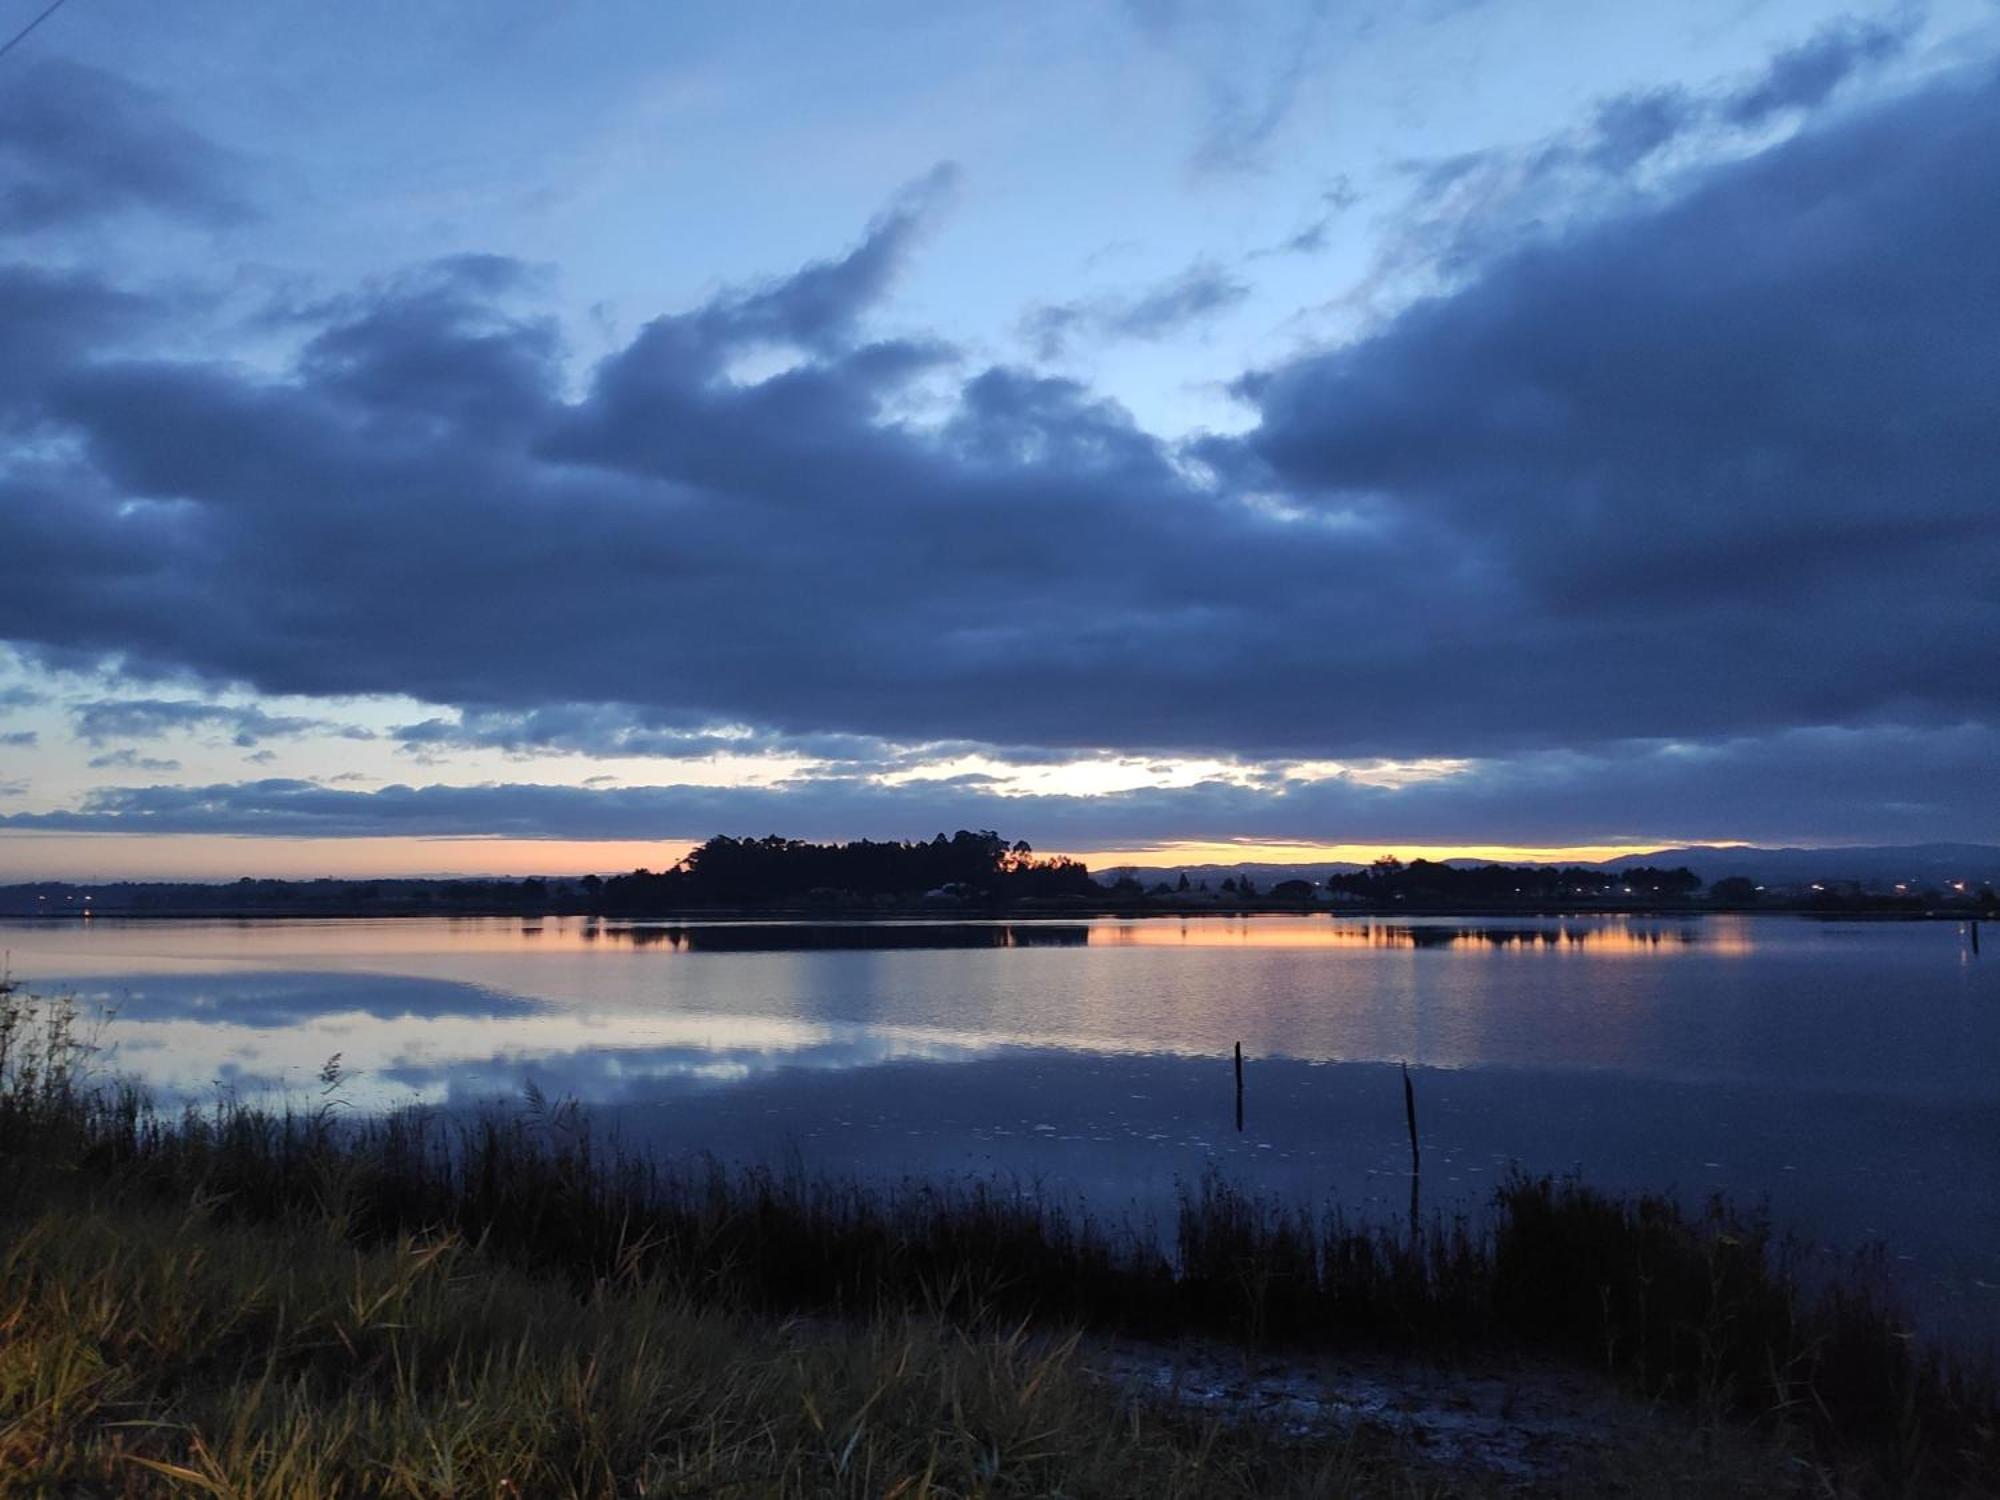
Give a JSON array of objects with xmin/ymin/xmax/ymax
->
[
  {"xmin": 69, "ymin": 699, "xmax": 372, "ymax": 748},
  {"xmin": 6, "ymin": 722, "xmax": 1994, "ymax": 849}
]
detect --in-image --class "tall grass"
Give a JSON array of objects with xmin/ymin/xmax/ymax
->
[
  {"xmin": 3, "ymin": 982, "xmax": 1995, "ymax": 1495},
  {"xmin": 8, "ymin": 1189, "xmax": 1494, "ymax": 1497}
]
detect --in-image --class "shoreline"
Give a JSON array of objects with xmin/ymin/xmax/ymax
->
[
  {"xmin": 1, "ymin": 901, "xmax": 1985, "ymax": 921},
  {"xmin": 3, "ymin": 979, "xmax": 1997, "ymax": 1494}
]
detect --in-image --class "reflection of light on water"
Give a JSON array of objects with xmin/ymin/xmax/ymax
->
[
  {"xmin": 14, "ymin": 909, "xmax": 1926, "ymax": 1115},
  {"xmin": 594, "ymin": 915, "xmax": 1752, "ymax": 957},
  {"xmin": 15, "ymin": 913, "xmax": 1995, "ymax": 1346},
  {"xmin": 1089, "ymin": 916, "xmax": 1752, "ymax": 957},
  {"xmin": 2, "ymin": 913, "xmax": 1756, "ymax": 969}
]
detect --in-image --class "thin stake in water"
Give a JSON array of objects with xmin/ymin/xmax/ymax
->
[
  {"xmin": 1403, "ymin": 1061, "xmax": 1421, "ymax": 1235},
  {"xmin": 1402, "ymin": 1061, "xmax": 1420, "ymax": 1175},
  {"xmin": 1234, "ymin": 1041, "xmax": 1244, "ymax": 1133}
]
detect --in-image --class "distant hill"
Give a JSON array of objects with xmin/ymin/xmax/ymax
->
[
  {"xmin": 1096, "ymin": 844, "xmax": 2000, "ymax": 890},
  {"xmin": 1594, "ymin": 843, "xmax": 2000, "ymax": 888}
]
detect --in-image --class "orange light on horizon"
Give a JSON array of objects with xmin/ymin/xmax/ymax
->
[
  {"xmin": 0, "ymin": 833, "xmax": 701, "ymax": 883},
  {"xmin": 0, "ymin": 831, "xmax": 1760, "ymax": 884}
]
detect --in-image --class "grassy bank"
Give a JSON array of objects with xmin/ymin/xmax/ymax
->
[
  {"xmin": 2, "ymin": 983, "xmax": 1994, "ymax": 1495},
  {"xmin": 8, "ymin": 1185, "xmax": 1491, "ymax": 1498}
]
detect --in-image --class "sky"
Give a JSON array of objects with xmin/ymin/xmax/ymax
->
[{"xmin": 0, "ymin": 0, "xmax": 1996, "ymax": 879}]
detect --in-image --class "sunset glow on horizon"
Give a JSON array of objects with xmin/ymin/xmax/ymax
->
[{"xmin": 0, "ymin": 832, "xmax": 1761, "ymax": 884}]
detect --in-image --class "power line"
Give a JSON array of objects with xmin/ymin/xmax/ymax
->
[{"xmin": 0, "ymin": 0, "xmax": 74, "ymax": 64}]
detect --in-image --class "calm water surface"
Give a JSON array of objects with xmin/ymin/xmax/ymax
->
[{"xmin": 5, "ymin": 914, "xmax": 1995, "ymax": 1333}]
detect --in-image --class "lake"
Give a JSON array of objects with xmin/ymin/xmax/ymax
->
[{"xmin": 4, "ymin": 912, "xmax": 1995, "ymax": 1337}]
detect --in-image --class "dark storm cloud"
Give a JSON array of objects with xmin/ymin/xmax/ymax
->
[
  {"xmin": 1228, "ymin": 61, "xmax": 2000, "ymax": 744},
  {"xmin": 1021, "ymin": 261, "xmax": 1251, "ymax": 358},
  {"xmin": 5, "ymin": 722, "xmax": 1995, "ymax": 846},
  {"xmin": 0, "ymin": 57, "xmax": 1996, "ymax": 846},
  {"xmin": 0, "ymin": 266, "xmax": 152, "ymax": 410},
  {"xmin": 293, "ymin": 257, "xmax": 563, "ymax": 434},
  {"xmin": 0, "ymin": 59, "xmax": 247, "ymax": 234}
]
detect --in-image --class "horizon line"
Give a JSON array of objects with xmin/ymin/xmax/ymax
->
[{"xmin": 0, "ymin": 833, "xmax": 1941, "ymax": 885}]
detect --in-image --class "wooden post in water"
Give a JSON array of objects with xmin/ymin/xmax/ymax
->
[
  {"xmin": 1972, "ymin": 919, "xmax": 1982, "ymax": 957},
  {"xmin": 1403, "ymin": 1061, "xmax": 1421, "ymax": 1236},
  {"xmin": 1402, "ymin": 1062, "xmax": 1420, "ymax": 1175},
  {"xmin": 1234, "ymin": 1041, "xmax": 1244, "ymax": 1132}
]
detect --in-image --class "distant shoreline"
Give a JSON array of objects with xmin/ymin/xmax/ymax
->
[{"xmin": 0, "ymin": 900, "xmax": 1983, "ymax": 921}]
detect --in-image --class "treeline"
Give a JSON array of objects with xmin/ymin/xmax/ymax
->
[
  {"xmin": 12, "ymin": 846, "xmax": 1987, "ymax": 920},
  {"xmin": 1323, "ymin": 858, "xmax": 1702, "ymax": 905},
  {"xmin": 596, "ymin": 831, "xmax": 1094, "ymax": 911},
  {"xmin": 0, "ymin": 832, "xmax": 1094, "ymax": 917}
]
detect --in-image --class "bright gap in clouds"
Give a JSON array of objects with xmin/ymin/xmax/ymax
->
[{"xmin": 876, "ymin": 755, "xmax": 1474, "ymax": 797}]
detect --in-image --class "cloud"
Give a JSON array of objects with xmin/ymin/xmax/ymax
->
[
  {"xmin": 0, "ymin": 63, "xmax": 1995, "ymax": 819},
  {"xmin": 1723, "ymin": 15, "xmax": 1915, "ymax": 127},
  {"xmin": 4, "ymin": 722, "xmax": 1995, "ymax": 848},
  {"xmin": 0, "ymin": 730, "xmax": 35, "ymax": 747},
  {"xmin": 85, "ymin": 748, "xmax": 180, "ymax": 771},
  {"xmin": 1225, "ymin": 60, "xmax": 2000, "ymax": 746},
  {"xmin": 0, "ymin": 265, "xmax": 154, "ymax": 411},
  {"xmin": 70, "ymin": 700, "xmax": 373, "ymax": 748},
  {"xmin": 1021, "ymin": 261, "xmax": 1250, "ymax": 358},
  {"xmin": 0, "ymin": 59, "xmax": 248, "ymax": 235},
  {"xmin": 1249, "ymin": 181, "xmax": 1359, "ymax": 260},
  {"xmin": 388, "ymin": 703, "xmax": 911, "ymax": 764},
  {"xmin": 700, "ymin": 162, "xmax": 960, "ymax": 355},
  {"xmin": 1357, "ymin": 16, "xmax": 1921, "ymax": 304},
  {"xmin": 293, "ymin": 256, "xmax": 564, "ymax": 435},
  {"xmin": 1127, "ymin": 0, "xmax": 1336, "ymax": 175},
  {"xmin": 1583, "ymin": 87, "xmax": 1697, "ymax": 173}
]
